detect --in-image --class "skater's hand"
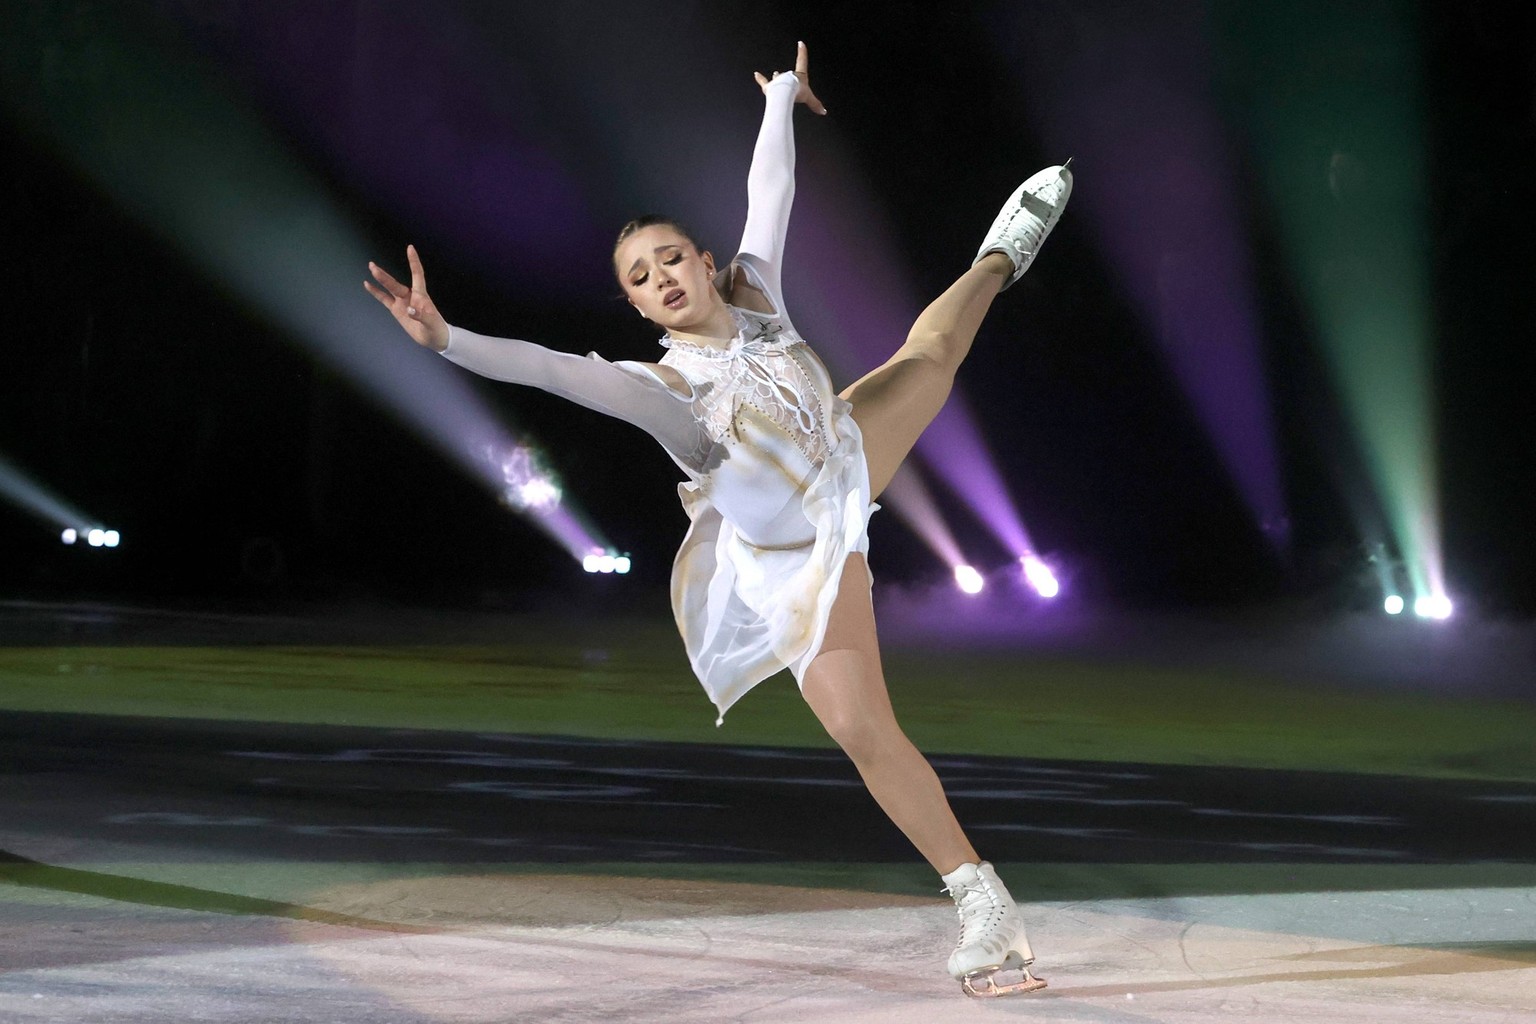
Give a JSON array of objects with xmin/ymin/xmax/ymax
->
[
  {"xmin": 755, "ymin": 41, "xmax": 827, "ymax": 115},
  {"xmin": 364, "ymin": 245, "xmax": 450, "ymax": 352}
]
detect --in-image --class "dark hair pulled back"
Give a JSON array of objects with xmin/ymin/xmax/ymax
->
[{"xmin": 614, "ymin": 214, "xmax": 702, "ymax": 255}]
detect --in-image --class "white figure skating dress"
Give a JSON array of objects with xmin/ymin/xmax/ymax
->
[{"xmin": 436, "ymin": 73, "xmax": 875, "ymax": 723}]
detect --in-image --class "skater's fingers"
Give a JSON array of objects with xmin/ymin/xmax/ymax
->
[
  {"xmin": 790, "ymin": 42, "xmax": 825, "ymax": 114},
  {"xmin": 407, "ymin": 244, "xmax": 427, "ymax": 295},
  {"xmin": 754, "ymin": 71, "xmax": 769, "ymax": 92},
  {"xmin": 363, "ymin": 280, "xmax": 397, "ymax": 309},
  {"xmin": 368, "ymin": 261, "xmax": 409, "ymax": 300}
]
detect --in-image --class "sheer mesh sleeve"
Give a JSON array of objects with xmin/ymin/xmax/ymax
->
[
  {"xmin": 734, "ymin": 71, "xmax": 799, "ymax": 319},
  {"xmin": 441, "ymin": 324, "xmax": 705, "ymax": 467}
]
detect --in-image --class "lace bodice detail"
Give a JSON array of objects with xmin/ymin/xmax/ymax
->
[{"xmin": 659, "ymin": 307, "xmax": 832, "ymax": 469}]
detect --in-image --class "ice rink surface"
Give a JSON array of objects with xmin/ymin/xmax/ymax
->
[
  {"xmin": 2, "ymin": 872, "xmax": 1533, "ymax": 1023},
  {"xmin": 2, "ymin": 604, "xmax": 1532, "ymax": 1021}
]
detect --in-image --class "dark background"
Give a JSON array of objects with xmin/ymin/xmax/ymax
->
[{"xmin": 1, "ymin": 0, "xmax": 1532, "ymax": 615}]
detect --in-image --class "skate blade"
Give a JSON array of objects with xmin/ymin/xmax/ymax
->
[{"xmin": 961, "ymin": 967, "xmax": 1047, "ymax": 998}]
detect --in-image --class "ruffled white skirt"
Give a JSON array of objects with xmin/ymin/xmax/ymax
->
[{"xmin": 669, "ymin": 396, "xmax": 877, "ymax": 724}]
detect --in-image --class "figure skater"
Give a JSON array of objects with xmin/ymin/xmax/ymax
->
[{"xmin": 365, "ymin": 42, "xmax": 1070, "ymax": 997}]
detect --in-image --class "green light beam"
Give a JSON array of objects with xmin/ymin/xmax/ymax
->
[{"xmin": 1215, "ymin": 0, "xmax": 1444, "ymax": 603}]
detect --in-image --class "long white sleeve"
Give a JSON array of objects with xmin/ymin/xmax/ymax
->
[
  {"xmin": 734, "ymin": 72, "xmax": 799, "ymax": 317},
  {"xmin": 440, "ymin": 324, "xmax": 704, "ymax": 465}
]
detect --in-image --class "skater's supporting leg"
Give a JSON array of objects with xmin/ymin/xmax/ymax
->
[
  {"xmin": 800, "ymin": 552, "xmax": 979, "ymax": 873},
  {"xmin": 803, "ymin": 555, "xmax": 1047, "ymax": 994},
  {"xmin": 839, "ymin": 254, "xmax": 1011, "ymax": 500}
]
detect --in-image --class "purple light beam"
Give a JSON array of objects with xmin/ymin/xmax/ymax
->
[{"xmin": 992, "ymin": 0, "xmax": 1289, "ymax": 547}]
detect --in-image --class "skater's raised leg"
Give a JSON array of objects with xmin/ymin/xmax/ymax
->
[{"xmin": 841, "ymin": 163, "xmax": 1072, "ymax": 499}]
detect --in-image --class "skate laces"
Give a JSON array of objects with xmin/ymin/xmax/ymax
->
[
  {"xmin": 1007, "ymin": 215, "xmax": 1044, "ymax": 257},
  {"xmin": 945, "ymin": 876, "xmax": 1007, "ymax": 947},
  {"xmin": 1005, "ymin": 186, "xmax": 1059, "ymax": 256}
]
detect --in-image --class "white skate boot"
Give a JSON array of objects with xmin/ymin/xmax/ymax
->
[
  {"xmin": 973, "ymin": 161, "xmax": 1073, "ymax": 289},
  {"xmin": 941, "ymin": 861, "xmax": 1046, "ymax": 997}
]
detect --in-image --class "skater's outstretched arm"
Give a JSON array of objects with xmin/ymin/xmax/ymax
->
[
  {"xmin": 366, "ymin": 248, "xmax": 703, "ymax": 464},
  {"xmin": 732, "ymin": 41, "xmax": 825, "ymax": 316}
]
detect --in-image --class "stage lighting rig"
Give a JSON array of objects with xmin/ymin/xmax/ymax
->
[
  {"xmin": 583, "ymin": 551, "xmax": 632, "ymax": 575},
  {"xmin": 61, "ymin": 527, "xmax": 121, "ymax": 549}
]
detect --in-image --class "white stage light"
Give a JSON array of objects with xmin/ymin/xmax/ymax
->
[
  {"xmin": 103, "ymin": 530, "xmax": 121, "ymax": 547},
  {"xmin": 61, "ymin": 528, "xmax": 78, "ymax": 545},
  {"xmin": 1414, "ymin": 594, "xmax": 1453, "ymax": 620},
  {"xmin": 1384, "ymin": 594, "xmax": 1404, "ymax": 615},
  {"xmin": 87, "ymin": 528, "xmax": 105, "ymax": 547},
  {"xmin": 1020, "ymin": 554, "xmax": 1060, "ymax": 598},
  {"xmin": 954, "ymin": 565, "xmax": 984, "ymax": 595},
  {"xmin": 491, "ymin": 443, "xmax": 563, "ymax": 512},
  {"xmin": 516, "ymin": 477, "xmax": 560, "ymax": 510},
  {"xmin": 584, "ymin": 549, "xmax": 631, "ymax": 576}
]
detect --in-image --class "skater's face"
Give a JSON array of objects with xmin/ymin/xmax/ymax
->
[{"xmin": 616, "ymin": 224, "xmax": 720, "ymax": 330}]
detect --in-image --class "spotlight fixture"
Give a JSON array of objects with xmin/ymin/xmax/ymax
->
[
  {"xmin": 583, "ymin": 550, "xmax": 632, "ymax": 575},
  {"xmin": 1413, "ymin": 594, "xmax": 1453, "ymax": 620},
  {"xmin": 1020, "ymin": 553, "xmax": 1060, "ymax": 598},
  {"xmin": 1383, "ymin": 594, "xmax": 1404, "ymax": 615},
  {"xmin": 954, "ymin": 565, "xmax": 985, "ymax": 595},
  {"xmin": 60, "ymin": 525, "xmax": 120, "ymax": 549}
]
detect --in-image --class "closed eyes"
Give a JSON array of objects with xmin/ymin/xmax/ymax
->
[{"xmin": 631, "ymin": 252, "xmax": 685, "ymax": 287}]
